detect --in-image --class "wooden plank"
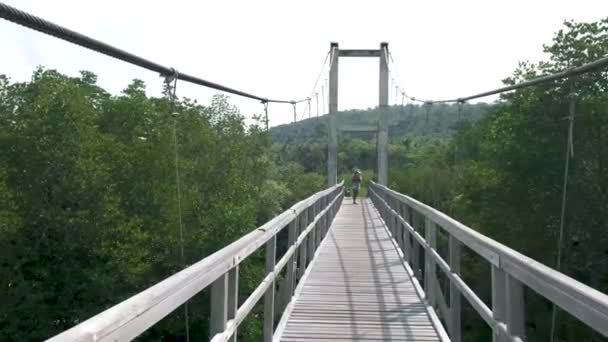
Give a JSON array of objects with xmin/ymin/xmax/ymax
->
[{"xmin": 277, "ymin": 199, "xmax": 443, "ymax": 341}]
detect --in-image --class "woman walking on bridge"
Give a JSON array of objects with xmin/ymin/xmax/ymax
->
[{"xmin": 352, "ymin": 170, "xmax": 362, "ymax": 204}]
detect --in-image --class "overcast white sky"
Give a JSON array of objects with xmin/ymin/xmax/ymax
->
[{"xmin": 2, "ymin": 0, "xmax": 607, "ymax": 127}]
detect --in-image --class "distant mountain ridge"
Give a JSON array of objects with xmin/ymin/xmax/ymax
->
[{"xmin": 270, "ymin": 103, "xmax": 493, "ymax": 145}]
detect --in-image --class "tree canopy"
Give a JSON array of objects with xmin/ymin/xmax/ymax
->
[{"xmin": 0, "ymin": 69, "xmax": 324, "ymax": 340}]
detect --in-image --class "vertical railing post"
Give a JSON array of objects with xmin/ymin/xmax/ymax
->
[
  {"xmin": 389, "ymin": 196, "xmax": 394, "ymax": 233},
  {"xmin": 412, "ymin": 209, "xmax": 421, "ymax": 280},
  {"xmin": 332, "ymin": 189, "xmax": 338, "ymax": 220},
  {"xmin": 492, "ymin": 265, "xmax": 507, "ymax": 342},
  {"xmin": 307, "ymin": 205, "xmax": 315, "ymax": 264},
  {"xmin": 210, "ymin": 273, "xmax": 228, "ymax": 339},
  {"xmin": 322, "ymin": 195, "xmax": 328, "ymax": 237},
  {"xmin": 263, "ymin": 236, "xmax": 276, "ymax": 342},
  {"xmin": 314, "ymin": 199, "xmax": 322, "ymax": 249},
  {"xmin": 227, "ymin": 266, "xmax": 239, "ymax": 342},
  {"xmin": 393, "ymin": 203, "xmax": 399, "ymax": 242},
  {"xmin": 373, "ymin": 187, "xmax": 380, "ymax": 206},
  {"xmin": 386, "ymin": 196, "xmax": 392, "ymax": 234},
  {"xmin": 403, "ymin": 203, "xmax": 411, "ymax": 263},
  {"xmin": 384, "ymin": 194, "xmax": 390, "ymax": 223},
  {"xmin": 397, "ymin": 201, "xmax": 403, "ymax": 251},
  {"xmin": 298, "ymin": 210, "xmax": 309, "ymax": 280},
  {"xmin": 328, "ymin": 193, "xmax": 333, "ymax": 220},
  {"xmin": 506, "ymin": 275, "xmax": 525, "ymax": 339},
  {"xmin": 327, "ymin": 193, "xmax": 333, "ymax": 224},
  {"xmin": 318, "ymin": 196, "xmax": 324, "ymax": 238},
  {"xmin": 424, "ymin": 217, "xmax": 437, "ymax": 307},
  {"xmin": 377, "ymin": 189, "xmax": 383, "ymax": 216},
  {"xmin": 328, "ymin": 191, "xmax": 336, "ymax": 226},
  {"xmin": 379, "ymin": 189, "xmax": 384, "ymax": 218},
  {"xmin": 396, "ymin": 201, "xmax": 404, "ymax": 253},
  {"xmin": 320, "ymin": 196, "xmax": 325, "ymax": 237},
  {"xmin": 285, "ymin": 216, "xmax": 298, "ymax": 299},
  {"xmin": 407, "ymin": 205, "xmax": 414, "ymax": 226},
  {"xmin": 385, "ymin": 194, "xmax": 390, "ymax": 224},
  {"xmin": 449, "ymin": 235, "xmax": 462, "ymax": 342}
]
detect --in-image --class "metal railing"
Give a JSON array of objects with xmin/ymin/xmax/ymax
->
[
  {"xmin": 369, "ymin": 182, "xmax": 608, "ymax": 342},
  {"xmin": 47, "ymin": 182, "xmax": 344, "ymax": 342}
]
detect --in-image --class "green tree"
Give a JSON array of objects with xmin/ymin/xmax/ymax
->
[
  {"xmin": 444, "ymin": 19, "xmax": 608, "ymax": 342},
  {"xmin": 0, "ymin": 68, "xmax": 281, "ymax": 341}
]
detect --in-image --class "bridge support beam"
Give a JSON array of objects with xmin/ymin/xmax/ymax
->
[
  {"xmin": 327, "ymin": 42, "xmax": 390, "ymax": 186},
  {"xmin": 327, "ymin": 42, "xmax": 339, "ymax": 186},
  {"xmin": 378, "ymin": 42, "xmax": 389, "ymax": 185}
]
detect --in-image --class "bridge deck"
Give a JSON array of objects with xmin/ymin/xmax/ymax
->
[{"xmin": 278, "ymin": 199, "xmax": 443, "ymax": 341}]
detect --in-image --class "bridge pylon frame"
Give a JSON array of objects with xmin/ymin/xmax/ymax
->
[{"xmin": 327, "ymin": 42, "xmax": 389, "ymax": 186}]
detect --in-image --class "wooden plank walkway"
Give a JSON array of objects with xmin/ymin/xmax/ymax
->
[{"xmin": 277, "ymin": 199, "xmax": 444, "ymax": 341}]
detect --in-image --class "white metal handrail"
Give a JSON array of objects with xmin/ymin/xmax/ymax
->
[
  {"xmin": 369, "ymin": 181, "xmax": 608, "ymax": 342},
  {"xmin": 47, "ymin": 182, "xmax": 344, "ymax": 342}
]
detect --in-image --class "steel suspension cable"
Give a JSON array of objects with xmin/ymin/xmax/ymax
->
[
  {"xmin": 290, "ymin": 51, "xmax": 333, "ymax": 145},
  {"xmin": 550, "ymin": 77, "xmax": 577, "ymax": 342},
  {"xmin": 386, "ymin": 44, "xmax": 608, "ymax": 104},
  {"xmin": 164, "ymin": 70, "xmax": 190, "ymax": 342},
  {"xmin": 386, "ymin": 77, "xmax": 395, "ymax": 105},
  {"xmin": 284, "ymin": 50, "xmax": 331, "ymax": 128},
  {"xmin": 395, "ymin": 85, "xmax": 399, "ymax": 106},
  {"xmin": 301, "ymin": 51, "xmax": 331, "ymax": 117},
  {"xmin": 454, "ymin": 101, "xmax": 464, "ymax": 165},
  {"xmin": 307, "ymin": 98, "xmax": 312, "ymax": 119},
  {"xmin": 325, "ymin": 78, "xmax": 329, "ymax": 111},
  {"xmin": 390, "ymin": 51, "xmax": 439, "ymax": 105},
  {"xmin": 298, "ymin": 98, "xmax": 310, "ymax": 121},
  {"xmin": 0, "ymin": 2, "xmax": 312, "ymax": 105},
  {"xmin": 263, "ymin": 102, "xmax": 269, "ymax": 131},
  {"xmin": 321, "ymin": 85, "xmax": 325, "ymax": 115}
]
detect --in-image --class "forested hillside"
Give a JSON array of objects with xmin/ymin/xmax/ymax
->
[
  {"xmin": 270, "ymin": 103, "xmax": 492, "ymax": 178},
  {"xmin": 1, "ymin": 17, "xmax": 607, "ymax": 342},
  {"xmin": 271, "ymin": 102, "xmax": 491, "ymax": 145}
]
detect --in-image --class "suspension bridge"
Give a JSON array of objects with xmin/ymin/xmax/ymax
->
[{"xmin": 2, "ymin": 2, "xmax": 608, "ymax": 341}]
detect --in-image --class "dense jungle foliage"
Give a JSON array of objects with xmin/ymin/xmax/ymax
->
[{"xmin": 1, "ymin": 18, "xmax": 607, "ymax": 342}]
